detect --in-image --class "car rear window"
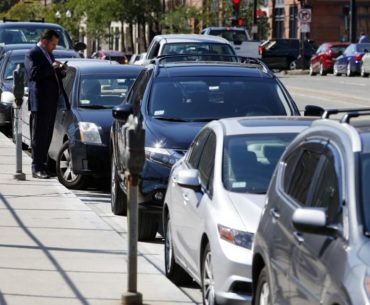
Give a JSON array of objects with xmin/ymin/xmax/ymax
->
[
  {"xmin": 208, "ymin": 29, "xmax": 249, "ymax": 42},
  {"xmin": 330, "ymin": 45, "xmax": 348, "ymax": 53},
  {"xmin": 223, "ymin": 133, "xmax": 296, "ymax": 193},
  {"xmin": 148, "ymin": 76, "xmax": 293, "ymax": 121},
  {"xmin": 162, "ymin": 43, "xmax": 235, "ymax": 56}
]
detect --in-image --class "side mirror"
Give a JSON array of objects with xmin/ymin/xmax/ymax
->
[
  {"xmin": 112, "ymin": 103, "xmax": 133, "ymax": 122},
  {"xmin": 304, "ymin": 105, "xmax": 324, "ymax": 117},
  {"xmin": 292, "ymin": 208, "xmax": 338, "ymax": 237},
  {"xmin": 175, "ymin": 169, "xmax": 201, "ymax": 192},
  {"xmin": 74, "ymin": 42, "xmax": 87, "ymax": 51}
]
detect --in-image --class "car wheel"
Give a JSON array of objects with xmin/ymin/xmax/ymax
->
[
  {"xmin": 289, "ymin": 60, "xmax": 297, "ymax": 70},
  {"xmin": 164, "ymin": 215, "xmax": 192, "ymax": 284},
  {"xmin": 346, "ymin": 63, "xmax": 353, "ymax": 77},
  {"xmin": 110, "ymin": 152, "xmax": 127, "ymax": 216},
  {"xmin": 309, "ymin": 64, "xmax": 316, "ymax": 76},
  {"xmin": 255, "ymin": 267, "xmax": 272, "ymax": 305},
  {"xmin": 319, "ymin": 63, "xmax": 327, "ymax": 76},
  {"xmin": 56, "ymin": 141, "xmax": 87, "ymax": 189},
  {"xmin": 138, "ymin": 210, "xmax": 158, "ymax": 241},
  {"xmin": 202, "ymin": 243, "xmax": 217, "ymax": 305},
  {"xmin": 333, "ymin": 65, "xmax": 341, "ymax": 76},
  {"xmin": 361, "ymin": 66, "xmax": 369, "ymax": 77}
]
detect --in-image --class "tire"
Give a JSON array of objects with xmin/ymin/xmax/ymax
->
[
  {"xmin": 110, "ymin": 152, "xmax": 127, "ymax": 216},
  {"xmin": 309, "ymin": 64, "xmax": 316, "ymax": 76},
  {"xmin": 138, "ymin": 210, "xmax": 158, "ymax": 241},
  {"xmin": 346, "ymin": 63, "xmax": 353, "ymax": 77},
  {"xmin": 254, "ymin": 267, "xmax": 272, "ymax": 305},
  {"xmin": 11, "ymin": 108, "xmax": 16, "ymax": 144},
  {"xmin": 361, "ymin": 66, "xmax": 369, "ymax": 77},
  {"xmin": 333, "ymin": 65, "xmax": 341, "ymax": 76},
  {"xmin": 201, "ymin": 243, "xmax": 217, "ymax": 305},
  {"xmin": 56, "ymin": 141, "xmax": 87, "ymax": 189},
  {"xmin": 319, "ymin": 63, "xmax": 327, "ymax": 76},
  {"xmin": 164, "ymin": 215, "xmax": 192, "ymax": 284},
  {"xmin": 289, "ymin": 60, "xmax": 297, "ymax": 70}
]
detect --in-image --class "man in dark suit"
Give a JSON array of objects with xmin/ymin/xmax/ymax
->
[{"xmin": 24, "ymin": 29, "xmax": 68, "ymax": 179}]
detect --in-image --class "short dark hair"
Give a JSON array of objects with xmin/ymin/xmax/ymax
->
[{"xmin": 40, "ymin": 29, "xmax": 60, "ymax": 41}]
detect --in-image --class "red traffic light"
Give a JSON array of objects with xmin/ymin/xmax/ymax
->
[
  {"xmin": 238, "ymin": 18, "xmax": 243, "ymax": 26},
  {"xmin": 232, "ymin": 0, "xmax": 240, "ymax": 4}
]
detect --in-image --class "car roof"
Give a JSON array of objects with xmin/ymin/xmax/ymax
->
[
  {"xmin": 214, "ymin": 116, "xmax": 315, "ymax": 136},
  {"xmin": 7, "ymin": 48, "xmax": 77, "ymax": 57},
  {"xmin": 203, "ymin": 27, "xmax": 246, "ymax": 31},
  {"xmin": 154, "ymin": 62, "xmax": 274, "ymax": 78},
  {"xmin": 67, "ymin": 59, "xmax": 144, "ymax": 74},
  {"xmin": 153, "ymin": 34, "xmax": 230, "ymax": 44},
  {"xmin": 0, "ymin": 21, "xmax": 63, "ymax": 29}
]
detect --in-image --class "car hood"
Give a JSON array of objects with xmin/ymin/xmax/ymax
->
[
  {"xmin": 226, "ymin": 191, "xmax": 265, "ymax": 233},
  {"xmin": 75, "ymin": 108, "xmax": 113, "ymax": 131},
  {"xmin": 144, "ymin": 116, "xmax": 206, "ymax": 149}
]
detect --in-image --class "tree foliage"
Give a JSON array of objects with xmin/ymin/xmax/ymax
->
[
  {"xmin": 161, "ymin": 5, "xmax": 201, "ymax": 34},
  {"xmin": 3, "ymin": 1, "xmax": 45, "ymax": 21}
]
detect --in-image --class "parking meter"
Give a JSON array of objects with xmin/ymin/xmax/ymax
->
[{"xmin": 13, "ymin": 64, "xmax": 26, "ymax": 181}]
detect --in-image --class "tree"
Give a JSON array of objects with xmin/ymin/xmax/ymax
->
[
  {"xmin": 161, "ymin": 5, "xmax": 201, "ymax": 34},
  {"xmin": 0, "ymin": 0, "xmax": 17, "ymax": 14},
  {"xmin": 3, "ymin": 1, "xmax": 45, "ymax": 21}
]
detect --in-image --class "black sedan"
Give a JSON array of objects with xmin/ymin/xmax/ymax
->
[
  {"xmin": 0, "ymin": 47, "xmax": 78, "ymax": 131},
  {"xmin": 20, "ymin": 59, "xmax": 143, "ymax": 188}
]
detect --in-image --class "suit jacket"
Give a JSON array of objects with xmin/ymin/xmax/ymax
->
[{"xmin": 24, "ymin": 46, "xmax": 69, "ymax": 112}]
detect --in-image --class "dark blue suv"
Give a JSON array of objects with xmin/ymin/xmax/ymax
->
[{"xmin": 110, "ymin": 57, "xmax": 303, "ymax": 240}]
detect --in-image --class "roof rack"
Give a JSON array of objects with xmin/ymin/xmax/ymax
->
[
  {"xmin": 341, "ymin": 110, "xmax": 370, "ymax": 123},
  {"xmin": 2, "ymin": 18, "xmax": 45, "ymax": 23},
  {"xmin": 3, "ymin": 18, "xmax": 18, "ymax": 22},
  {"xmin": 322, "ymin": 108, "xmax": 370, "ymax": 119},
  {"xmin": 152, "ymin": 54, "xmax": 271, "ymax": 76},
  {"xmin": 29, "ymin": 18, "xmax": 45, "ymax": 23}
]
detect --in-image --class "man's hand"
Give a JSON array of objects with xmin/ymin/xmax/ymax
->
[{"xmin": 52, "ymin": 61, "xmax": 62, "ymax": 69}]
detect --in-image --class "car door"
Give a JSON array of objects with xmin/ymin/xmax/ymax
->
[
  {"xmin": 268, "ymin": 142, "xmax": 325, "ymax": 305},
  {"xmin": 170, "ymin": 129, "xmax": 210, "ymax": 272},
  {"xmin": 289, "ymin": 143, "xmax": 345, "ymax": 305}
]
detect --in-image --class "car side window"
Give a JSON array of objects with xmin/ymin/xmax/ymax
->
[
  {"xmin": 198, "ymin": 132, "xmax": 216, "ymax": 191},
  {"xmin": 148, "ymin": 41, "xmax": 160, "ymax": 59},
  {"xmin": 286, "ymin": 147, "xmax": 322, "ymax": 206},
  {"xmin": 127, "ymin": 69, "xmax": 152, "ymax": 113},
  {"xmin": 310, "ymin": 149, "xmax": 341, "ymax": 223},
  {"xmin": 188, "ymin": 129, "xmax": 210, "ymax": 168}
]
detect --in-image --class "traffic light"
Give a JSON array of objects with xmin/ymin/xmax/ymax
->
[{"xmin": 232, "ymin": 0, "xmax": 240, "ymax": 25}]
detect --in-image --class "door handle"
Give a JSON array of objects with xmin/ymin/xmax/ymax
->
[
  {"xmin": 293, "ymin": 231, "xmax": 304, "ymax": 245},
  {"xmin": 270, "ymin": 208, "xmax": 280, "ymax": 219}
]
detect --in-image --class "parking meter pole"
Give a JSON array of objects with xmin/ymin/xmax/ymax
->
[
  {"xmin": 121, "ymin": 115, "xmax": 145, "ymax": 305},
  {"xmin": 13, "ymin": 64, "xmax": 26, "ymax": 181}
]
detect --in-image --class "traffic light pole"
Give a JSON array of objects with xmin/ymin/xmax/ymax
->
[
  {"xmin": 349, "ymin": 0, "xmax": 357, "ymax": 42},
  {"xmin": 253, "ymin": 0, "xmax": 258, "ymax": 39}
]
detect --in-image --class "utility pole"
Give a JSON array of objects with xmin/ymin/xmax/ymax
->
[
  {"xmin": 349, "ymin": 0, "xmax": 357, "ymax": 42},
  {"xmin": 252, "ymin": 0, "xmax": 258, "ymax": 39}
]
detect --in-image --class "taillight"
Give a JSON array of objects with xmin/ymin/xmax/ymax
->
[
  {"xmin": 258, "ymin": 46, "xmax": 263, "ymax": 55},
  {"xmin": 354, "ymin": 54, "xmax": 363, "ymax": 61}
]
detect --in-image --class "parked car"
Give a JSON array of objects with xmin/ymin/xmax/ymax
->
[
  {"xmin": 143, "ymin": 34, "xmax": 238, "ymax": 64},
  {"xmin": 128, "ymin": 52, "xmax": 147, "ymax": 65},
  {"xmin": 163, "ymin": 116, "xmax": 315, "ymax": 305},
  {"xmin": 0, "ymin": 48, "xmax": 79, "ymax": 131},
  {"xmin": 91, "ymin": 50, "xmax": 128, "ymax": 64},
  {"xmin": 360, "ymin": 51, "xmax": 370, "ymax": 77},
  {"xmin": 333, "ymin": 43, "xmax": 370, "ymax": 76},
  {"xmin": 309, "ymin": 42, "xmax": 349, "ymax": 75},
  {"xmin": 110, "ymin": 57, "xmax": 321, "ymax": 241},
  {"xmin": 201, "ymin": 27, "xmax": 261, "ymax": 58},
  {"xmin": 252, "ymin": 108, "xmax": 370, "ymax": 305},
  {"xmin": 19, "ymin": 59, "xmax": 143, "ymax": 188},
  {"xmin": 259, "ymin": 38, "xmax": 316, "ymax": 70},
  {"xmin": 0, "ymin": 20, "xmax": 86, "ymax": 52}
]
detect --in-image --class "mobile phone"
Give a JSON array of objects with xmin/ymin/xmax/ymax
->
[{"xmin": 63, "ymin": 61, "xmax": 68, "ymax": 66}]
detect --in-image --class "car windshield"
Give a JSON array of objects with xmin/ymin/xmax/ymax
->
[
  {"xmin": 3, "ymin": 54, "xmax": 24, "ymax": 80},
  {"xmin": 79, "ymin": 74, "xmax": 137, "ymax": 108},
  {"xmin": 162, "ymin": 43, "xmax": 235, "ymax": 56},
  {"xmin": 360, "ymin": 153, "xmax": 370, "ymax": 233},
  {"xmin": 208, "ymin": 29, "xmax": 249, "ymax": 42},
  {"xmin": 223, "ymin": 133, "xmax": 296, "ymax": 194},
  {"xmin": 330, "ymin": 45, "xmax": 348, "ymax": 53},
  {"xmin": 149, "ymin": 77, "xmax": 293, "ymax": 121},
  {"xmin": 0, "ymin": 26, "xmax": 72, "ymax": 49}
]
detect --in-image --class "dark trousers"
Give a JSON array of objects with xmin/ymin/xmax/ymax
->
[{"xmin": 31, "ymin": 105, "xmax": 57, "ymax": 172}]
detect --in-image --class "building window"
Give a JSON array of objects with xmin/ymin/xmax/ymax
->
[{"xmin": 289, "ymin": 5, "xmax": 298, "ymax": 38}]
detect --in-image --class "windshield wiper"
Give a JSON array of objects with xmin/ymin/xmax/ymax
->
[
  {"xmin": 79, "ymin": 105, "xmax": 111, "ymax": 109},
  {"xmin": 153, "ymin": 116, "xmax": 190, "ymax": 122}
]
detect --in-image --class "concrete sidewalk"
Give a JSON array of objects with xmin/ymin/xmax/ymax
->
[{"xmin": 0, "ymin": 132, "xmax": 196, "ymax": 305}]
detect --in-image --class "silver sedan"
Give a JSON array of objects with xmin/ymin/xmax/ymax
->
[{"xmin": 163, "ymin": 116, "xmax": 315, "ymax": 305}]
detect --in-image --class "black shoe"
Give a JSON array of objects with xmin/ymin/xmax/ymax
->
[{"xmin": 32, "ymin": 170, "xmax": 50, "ymax": 179}]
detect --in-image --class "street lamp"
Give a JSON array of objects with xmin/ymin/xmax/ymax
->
[
  {"xmin": 66, "ymin": 10, "xmax": 72, "ymax": 18},
  {"xmin": 55, "ymin": 10, "xmax": 61, "ymax": 19}
]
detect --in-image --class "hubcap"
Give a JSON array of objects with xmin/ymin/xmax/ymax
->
[
  {"xmin": 259, "ymin": 281, "xmax": 270, "ymax": 305},
  {"xmin": 320, "ymin": 64, "xmax": 323, "ymax": 74},
  {"xmin": 203, "ymin": 251, "xmax": 216, "ymax": 305},
  {"xmin": 347, "ymin": 64, "xmax": 351, "ymax": 75},
  {"xmin": 165, "ymin": 220, "xmax": 173, "ymax": 273},
  {"xmin": 59, "ymin": 147, "xmax": 78, "ymax": 183}
]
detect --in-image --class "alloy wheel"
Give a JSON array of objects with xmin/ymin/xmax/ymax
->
[
  {"xmin": 59, "ymin": 147, "xmax": 78, "ymax": 183},
  {"xmin": 259, "ymin": 281, "xmax": 271, "ymax": 305},
  {"xmin": 165, "ymin": 219, "xmax": 173, "ymax": 274},
  {"xmin": 202, "ymin": 250, "xmax": 216, "ymax": 305},
  {"xmin": 346, "ymin": 63, "xmax": 352, "ymax": 76},
  {"xmin": 111, "ymin": 155, "xmax": 117, "ymax": 204}
]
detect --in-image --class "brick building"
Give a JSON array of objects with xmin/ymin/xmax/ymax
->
[{"xmin": 268, "ymin": 0, "xmax": 370, "ymax": 44}]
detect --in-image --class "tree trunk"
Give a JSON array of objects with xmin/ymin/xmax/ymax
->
[
  {"xmin": 120, "ymin": 20, "xmax": 126, "ymax": 52},
  {"xmin": 129, "ymin": 22, "xmax": 134, "ymax": 54}
]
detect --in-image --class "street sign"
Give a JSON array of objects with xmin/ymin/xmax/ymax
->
[
  {"xmin": 301, "ymin": 23, "xmax": 310, "ymax": 33},
  {"xmin": 298, "ymin": 9, "xmax": 312, "ymax": 23}
]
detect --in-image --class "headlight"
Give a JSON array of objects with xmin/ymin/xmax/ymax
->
[
  {"xmin": 145, "ymin": 147, "xmax": 183, "ymax": 167},
  {"xmin": 78, "ymin": 122, "xmax": 102, "ymax": 144},
  {"xmin": 218, "ymin": 224, "xmax": 254, "ymax": 249}
]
